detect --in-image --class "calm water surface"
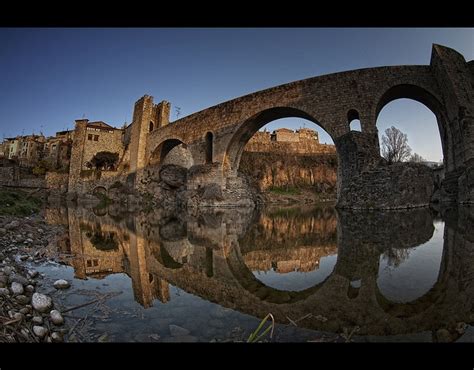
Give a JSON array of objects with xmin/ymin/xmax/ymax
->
[{"xmin": 33, "ymin": 203, "xmax": 474, "ymax": 342}]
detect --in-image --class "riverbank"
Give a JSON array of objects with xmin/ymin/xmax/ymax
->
[
  {"xmin": 261, "ymin": 187, "xmax": 335, "ymax": 205},
  {"xmin": 0, "ymin": 189, "xmax": 71, "ymax": 342}
]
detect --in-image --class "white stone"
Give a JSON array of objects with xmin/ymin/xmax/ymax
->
[
  {"xmin": 51, "ymin": 332, "xmax": 63, "ymax": 342},
  {"xmin": 32, "ymin": 316, "xmax": 43, "ymax": 324},
  {"xmin": 31, "ymin": 293, "xmax": 53, "ymax": 313},
  {"xmin": 50, "ymin": 310, "xmax": 64, "ymax": 325},
  {"xmin": 53, "ymin": 279, "xmax": 70, "ymax": 289},
  {"xmin": 33, "ymin": 326, "xmax": 48, "ymax": 338},
  {"xmin": 11, "ymin": 282, "xmax": 24, "ymax": 295}
]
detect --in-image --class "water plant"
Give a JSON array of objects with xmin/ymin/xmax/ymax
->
[{"xmin": 247, "ymin": 313, "xmax": 275, "ymax": 343}]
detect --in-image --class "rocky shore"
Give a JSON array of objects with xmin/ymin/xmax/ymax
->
[{"xmin": 0, "ymin": 213, "xmax": 70, "ymax": 342}]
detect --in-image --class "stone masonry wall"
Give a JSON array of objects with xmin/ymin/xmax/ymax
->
[
  {"xmin": 337, "ymin": 162, "xmax": 435, "ymax": 209},
  {"xmin": 45, "ymin": 172, "xmax": 69, "ymax": 193},
  {"xmin": 239, "ymin": 151, "xmax": 337, "ymax": 193},
  {"xmin": 81, "ymin": 128, "xmax": 124, "ymax": 170},
  {"xmin": 245, "ymin": 138, "xmax": 335, "ymax": 155}
]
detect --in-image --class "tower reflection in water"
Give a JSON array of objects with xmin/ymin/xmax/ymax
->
[{"xmin": 45, "ymin": 203, "xmax": 474, "ymax": 341}]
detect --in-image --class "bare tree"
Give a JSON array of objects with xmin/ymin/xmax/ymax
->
[
  {"xmin": 381, "ymin": 126, "xmax": 412, "ymax": 164},
  {"xmin": 409, "ymin": 152, "xmax": 425, "ymax": 163}
]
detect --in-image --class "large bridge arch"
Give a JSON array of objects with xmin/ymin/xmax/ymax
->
[
  {"xmin": 223, "ymin": 106, "xmax": 336, "ymax": 174},
  {"xmin": 373, "ymin": 83, "xmax": 451, "ymax": 170}
]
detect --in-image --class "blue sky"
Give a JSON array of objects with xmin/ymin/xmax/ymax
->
[{"xmin": 1, "ymin": 28, "xmax": 472, "ymax": 161}]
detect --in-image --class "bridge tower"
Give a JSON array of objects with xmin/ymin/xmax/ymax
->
[{"xmin": 129, "ymin": 95, "xmax": 170, "ymax": 186}]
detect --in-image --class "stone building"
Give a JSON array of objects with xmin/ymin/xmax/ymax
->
[
  {"xmin": 43, "ymin": 130, "xmax": 74, "ymax": 170},
  {"xmin": 245, "ymin": 127, "xmax": 335, "ymax": 155},
  {"xmin": 4, "ymin": 137, "xmax": 19, "ymax": 160},
  {"xmin": 0, "ymin": 141, "xmax": 7, "ymax": 158},
  {"xmin": 0, "ymin": 134, "xmax": 46, "ymax": 167},
  {"xmin": 17, "ymin": 134, "xmax": 46, "ymax": 167}
]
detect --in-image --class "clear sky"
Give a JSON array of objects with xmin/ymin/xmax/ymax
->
[{"xmin": 1, "ymin": 28, "xmax": 472, "ymax": 161}]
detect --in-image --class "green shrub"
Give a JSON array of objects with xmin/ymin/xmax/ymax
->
[{"xmin": 0, "ymin": 189, "xmax": 42, "ymax": 216}]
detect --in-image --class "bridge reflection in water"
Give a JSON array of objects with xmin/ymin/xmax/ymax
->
[{"xmin": 45, "ymin": 203, "xmax": 474, "ymax": 342}]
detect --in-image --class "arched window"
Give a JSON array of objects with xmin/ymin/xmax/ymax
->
[
  {"xmin": 149, "ymin": 121, "xmax": 154, "ymax": 132},
  {"xmin": 205, "ymin": 132, "xmax": 213, "ymax": 164},
  {"xmin": 347, "ymin": 109, "xmax": 361, "ymax": 131}
]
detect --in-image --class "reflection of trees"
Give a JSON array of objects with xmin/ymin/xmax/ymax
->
[
  {"xmin": 381, "ymin": 246, "xmax": 411, "ymax": 268},
  {"xmin": 81, "ymin": 222, "xmax": 119, "ymax": 251},
  {"xmin": 89, "ymin": 231, "xmax": 118, "ymax": 251}
]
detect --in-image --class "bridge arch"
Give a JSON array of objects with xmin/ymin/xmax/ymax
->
[
  {"xmin": 223, "ymin": 106, "xmax": 336, "ymax": 174},
  {"xmin": 149, "ymin": 138, "xmax": 194, "ymax": 168},
  {"xmin": 225, "ymin": 244, "xmax": 333, "ymax": 304},
  {"xmin": 374, "ymin": 84, "xmax": 451, "ymax": 169}
]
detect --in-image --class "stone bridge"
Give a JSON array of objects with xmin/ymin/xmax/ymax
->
[{"xmin": 122, "ymin": 44, "xmax": 474, "ymax": 207}]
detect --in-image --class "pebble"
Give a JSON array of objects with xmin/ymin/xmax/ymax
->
[
  {"xmin": 50, "ymin": 310, "xmax": 64, "ymax": 325},
  {"xmin": 25, "ymin": 285, "xmax": 35, "ymax": 293},
  {"xmin": 19, "ymin": 307, "xmax": 30, "ymax": 315},
  {"xmin": 32, "ymin": 316, "xmax": 43, "ymax": 324},
  {"xmin": 98, "ymin": 334, "xmax": 109, "ymax": 342},
  {"xmin": 13, "ymin": 312, "xmax": 24, "ymax": 321},
  {"xmin": 33, "ymin": 326, "xmax": 48, "ymax": 338},
  {"xmin": 37, "ymin": 228, "xmax": 44, "ymax": 234},
  {"xmin": 0, "ymin": 275, "xmax": 7, "ymax": 288},
  {"xmin": 51, "ymin": 332, "xmax": 63, "ymax": 342},
  {"xmin": 0, "ymin": 287, "xmax": 9, "ymax": 296},
  {"xmin": 0, "ymin": 227, "xmax": 6, "ymax": 235},
  {"xmin": 16, "ymin": 295, "xmax": 30, "ymax": 305},
  {"xmin": 53, "ymin": 279, "xmax": 71, "ymax": 289},
  {"xmin": 11, "ymin": 274, "xmax": 29, "ymax": 285},
  {"xmin": 32, "ymin": 293, "xmax": 53, "ymax": 313},
  {"xmin": 3, "ymin": 266, "xmax": 13, "ymax": 275},
  {"xmin": 27, "ymin": 270, "xmax": 38, "ymax": 278},
  {"xmin": 169, "ymin": 324, "xmax": 190, "ymax": 337},
  {"xmin": 27, "ymin": 233, "xmax": 34, "ymax": 239},
  {"xmin": 456, "ymin": 322, "xmax": 467, "ymax": 334},
  {"xmin": 436, "ymin": 328, "xmax": 452, "ymax": 342},
  {"xmin": 11, "ymin": 282, "xmax": 24, "ymax": 295}
]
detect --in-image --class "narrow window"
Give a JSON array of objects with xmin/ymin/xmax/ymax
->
[
  {"xmin": 205, "ymin": 132, "xmax": 213, "ymax": 164},
  {"xmin": 94, "ymin": 135, "xmax": 99, "ymax": 141},
  {"xmin": 348, "ymin": 109, "xmax": 362, "ymax": 131},
  {"xmin": 88, "ymin": 134, "xmax": 93, "ymax": 140},
  {"xmin": 149, "ymin": 121, "xmax": 154, "ymax": 132}
]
